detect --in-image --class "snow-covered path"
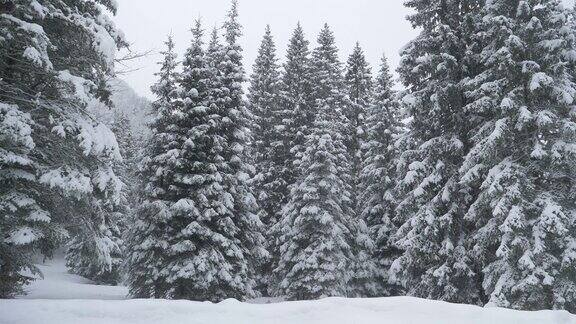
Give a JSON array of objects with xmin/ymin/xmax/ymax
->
[
  {"xmin": 1, "ymin": 258, "xmax": 574, "ymax": 324},
  {"xmin": 19, "ymin": 258, "xmax": 127, "ymax": 300}
]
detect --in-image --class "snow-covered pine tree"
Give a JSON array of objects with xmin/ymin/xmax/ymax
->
[
  {"xmin": 0, "ymin": 0, "xmax": 126, "ymax": 296},
  {"xmin": 65, "ymin": 110, "xmax": 134, "ymax": 286},
  {"xmin": 344, "ymin": 42, "xmax": 373, "ymax": 215},
  {"xmin": 0, "ymin": 101, "xmax": 53, "ymax": 297},
  {"xmin": 460, "ymin": 0, "xmax": 576, "ymax": 311},
  {"xmin": 206, "ymin": 27, "xmax": 224, "ymax": 105},
  {"xmin": 359, "ymin": 53, "xmax": 403, "ymax": 296},
  {"xmin": 143, "ymin": 17, "xmax": 264, "ymax": 302},
  {"xmin": 266, "ymin": 22, "xmax": 315, "ymax": 296},
  {"xmin": 113, "ymin": 111, "xmax": 138, "ymax": 189},
  {"xmin": 274, "ymin": 91, "xmax": 356, "ymax": 300},
  {"xmin": 248, "ymin": 25, "xmax": 285, "ymax": 295},
  {"xmin": 111, "ymin": 110, "xmax": 140, "ymax": 207},
  {"xmin": 279, "ymin": 23, "xmax": 316, "ymax": 183},
  {"xmin": 64, "ymin": 202, "xmax": 124, "ymax": 285},
  {"xmin": 274, "ymin": 24, "xmax": 376, "ymax": 299},
  {"xmin": 249, "ymin": 25, "xmax": 283, "ymax": 229},
  {"xmin": 343, "ymin": 47, "xmax": 379, "ymax": 295},
  {"xmin": 66, "ymin": 95, "xmax": 141, "ymax": 285},
  {"xmin": 161, "ymin": 0, "xmax": 267, "ymax": 302},
  {"xmin": 391, "ymin": 0, "xmax": 484, "ymax": 304},
  {"xmin": 158, "ymin": 18, "xmax": 231, "ymax": 300},
  {"xmin": 125, "ymin": 36, "xmax": 179, "ymax": 299}
]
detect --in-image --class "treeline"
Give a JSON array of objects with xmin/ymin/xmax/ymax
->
[
  {"xmin": 2, "ymin": 0, "xmax": 576, "ymax": 314},
  {"xmin": 124, "ymin": 4, "xmax": 399, "ymax": 299}
]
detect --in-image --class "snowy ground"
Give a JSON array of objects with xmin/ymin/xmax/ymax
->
[
  {"xmin": 1, "ymin": 258, "xmax": 574, "ymax": 324},
  {"xmin": 18, "ymin": 258, "xmax": 127, "ymax": 300}
]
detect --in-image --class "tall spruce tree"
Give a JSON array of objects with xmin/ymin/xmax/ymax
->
[
  {"xmin": 280, "ymin": 23, "xmax": 316, "ymax": 182},
  {"xmin": 249, "ymin": 25, "xmax": 283, "ymax": 227},
  {"xmin": 248, "ymin": 25, "xmax": 285, "ymax": 295},
  {"xmin": 111, "ymin": 110, "xmax": 140, "ymax": 207},
  {"xmin": 0, "ymin": 0, "xmax": 126, "ymax": 296},
  {"xmin": 391, "ymin": 0, "xmax": 484, "ymax": 304},
  {"xmin": 344, "ymin": 42, "xmax": 373, "ymax": 215},
  {"xmin": 274, "ymin": 24, "xmax": 376, "ymax": 299},
  {"xmin": 159, "ymin": 19, "xmax": 226, "ymax": 300},
  {"xmin": 267, "ymin": 23, "xmax": 315, "ymax": 295},
  {"xmin": 125, "ymin": 36, "xmax": 179, "ymax": 299},
  {"xmin": 344, "ymin": 47, "xmax": 378, "ymax": 295},
  {"xmin": 359, "ymin": 54, "xmax": 403, "ymax": 296},
  {"xmin": 182, "ymin": 0, "xmax": 267, "ymax": 301},
  {"xmin": 460, "ymin": 0, "xmax": 576, "ymax": 311},
  {"xmin": 206, "ymin": 27, "xmax": 224, "ymax": 112}
]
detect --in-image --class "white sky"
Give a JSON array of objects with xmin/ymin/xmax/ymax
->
[
  {"xmin": 113, "ymin": 0, "xmax": 575, "ymax": 99},
  {"xmin": 113, "ymin": 0, "xmax": 417, "ymax": 99}
]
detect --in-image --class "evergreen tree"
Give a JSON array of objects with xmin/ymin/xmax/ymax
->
[
  {"xmin": 153, "ymin": 1, "xmax": 267, "ymax": 302},
  {"xmin": 279, "ymin": 23, "xmax": 315, "ymax": 183},
  {"xmin": 65, "ymin": 204, "xmax": 124, "ymax": 285},
  {"xmin": 206, "ymin": 27, "xmax": 224, "ymax": 105},
  {"xmin": 0, "ymin": 0, "xmax": 126, "ymax": 296},
  {"xmin": 112, "ymin": 110, "xmax": 140, "ymax": 206},
  {"xmin": 274, "ymin": 24, "xmax": 376, "ymax": 299},
  {"xmin": 113, "ymin": 112, "xmax": 138, "ymax": 182},
  {"xmin": 248, "ymin": 25, "xmax": 284, "ymax": 295},
  {"xmin": 66, "ymin": 105, "xmax": 138, "ymax": 286},
  {"xmin": 461, "ymin": 0, "xmax": 576, "ymax": 311},
  {"xmin": 344, "ymin": 42, "xmax": 373, "ymax": 214},
  {"xmin": 157, "ymin": 20, "xmax": 223, "ymax": 300},
  {"xmin": 391, "ymin": 0, "xmax": 484, "ymax": 304},
  {"xmin": 267, "ymin": 23, "xmax": 315, "ymax": 296},
  {"xmin": 274, "ymin": 96, "xmax": 357, "ymax": 300},
  {"xmin": 218, "ymin": 0, "xmax": 268, "ymax": 299},
  {"xmin": 359, "ymin": 54, "xmax": 403, "ymax": 296},
  {"xmin": 249, "ymin": 25, "xmax": 283, "ymax": 228},
  {"xmin": 64, "ymin": 110, "xmax": 134, "ymax": 286},
  {"xmin": 125, "ymin": 36, "xmax": 179, "ymax": 298},
  {"xmin": 0, "ymin": 102, "xmax": 56, "ymax": 297}
]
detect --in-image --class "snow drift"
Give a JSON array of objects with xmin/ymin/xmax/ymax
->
[
  {"xmin": 1, "ymin": 296, "xmax": 574, "ymax": 324},
  {"xmin": 2, "ymin": 259, "xmax": 574, "ymax": 324}
]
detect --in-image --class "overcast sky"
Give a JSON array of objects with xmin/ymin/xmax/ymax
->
[{"xmin": 113, "ymin": 0, "xmax": 575, "ymax": 99}]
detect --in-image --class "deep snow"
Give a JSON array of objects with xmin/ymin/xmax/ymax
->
[
  {"xmin": 1, "ymin": 258, "xmax": 574, "ymax": 324},
  {"xmin": 19, "ymin": 258, "xmax": 127, "ymax": 300}
]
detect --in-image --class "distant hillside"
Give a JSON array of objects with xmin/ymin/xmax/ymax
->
[{"xmin": 109, "ymin": 79, "xmax": 152, "ymax": 139}]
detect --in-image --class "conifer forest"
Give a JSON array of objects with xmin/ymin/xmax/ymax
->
[{"xmin": 2, "ymin": 0, "xmax": 576, "ymax": 322}]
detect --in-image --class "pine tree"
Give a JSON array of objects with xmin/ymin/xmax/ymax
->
[
  {"xmin": 0, "ymin": 0, "xmax": 126, "ymax": 296},
  {"xmin": 391, "ymin": 0, "xmax": 484, "ymax": 304},
  {"xmin": 248, "ymin": 25, "xmax": 285, "ymax": 295},
  {"xmin": 112, "ymin": 110, "xmax": 140, "ymax": 205},
  {"xmin": 249, "ymin": 25, "xmax": 283, "ymax": 227},
  {"xmin": 359, "ymin": 54, "xmax": 403, "ymax": 296},
  {"xmin": 65, "ymin": 104, "xmax": 138, "ymax": 286},
  {"xmin": 343, "ymin": 47, "xmax": 378, "ymax": 295},
  {"xmin": 125, "ymin": 36, "xmax": 179, "ymax": 298},
  {"xmin": 150, "ymin": 1, "xmax": 266, "ymax": 302},
  {"xmin": 266, "ymin": 23, "xmax": 315, "ymax": 296},
  {"xmin": 206, "ymin": 27, "xmax": 224, "ymax": 105},
  {"xmin": 113, "ymin": 111, "xmax": 138, "ymax": 180},
  {"xmin": 274, "ymin": 24, "xmax": 376, "ymax": 299},
  {"xmin": 279, "ymin": 23, "xmax": 316, "ymax": 183},
  {"xmin": 0, "ymin": 102, "xmax": 56, "ymax": 297},
  {"xmin": 65, "ymin": 204, "xmax": 124, "ymax": 285},
  {"xmin": 274, "ymin": 96, "xmax": 357, "ymax": 300},
  {"xmin": 460, "ymin": 0, "xmax": 576, "ymax": 311},
  {"xmin": 157, "ymin": 20, "xmax": 220, "ymax": 300},
  {"xmin": 217, "ymin": 0, "xmax": 268, "ymax": 299},
  {"xmin": 344, "ymin": 42, "xmax": 373, "ymax": 215}
]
